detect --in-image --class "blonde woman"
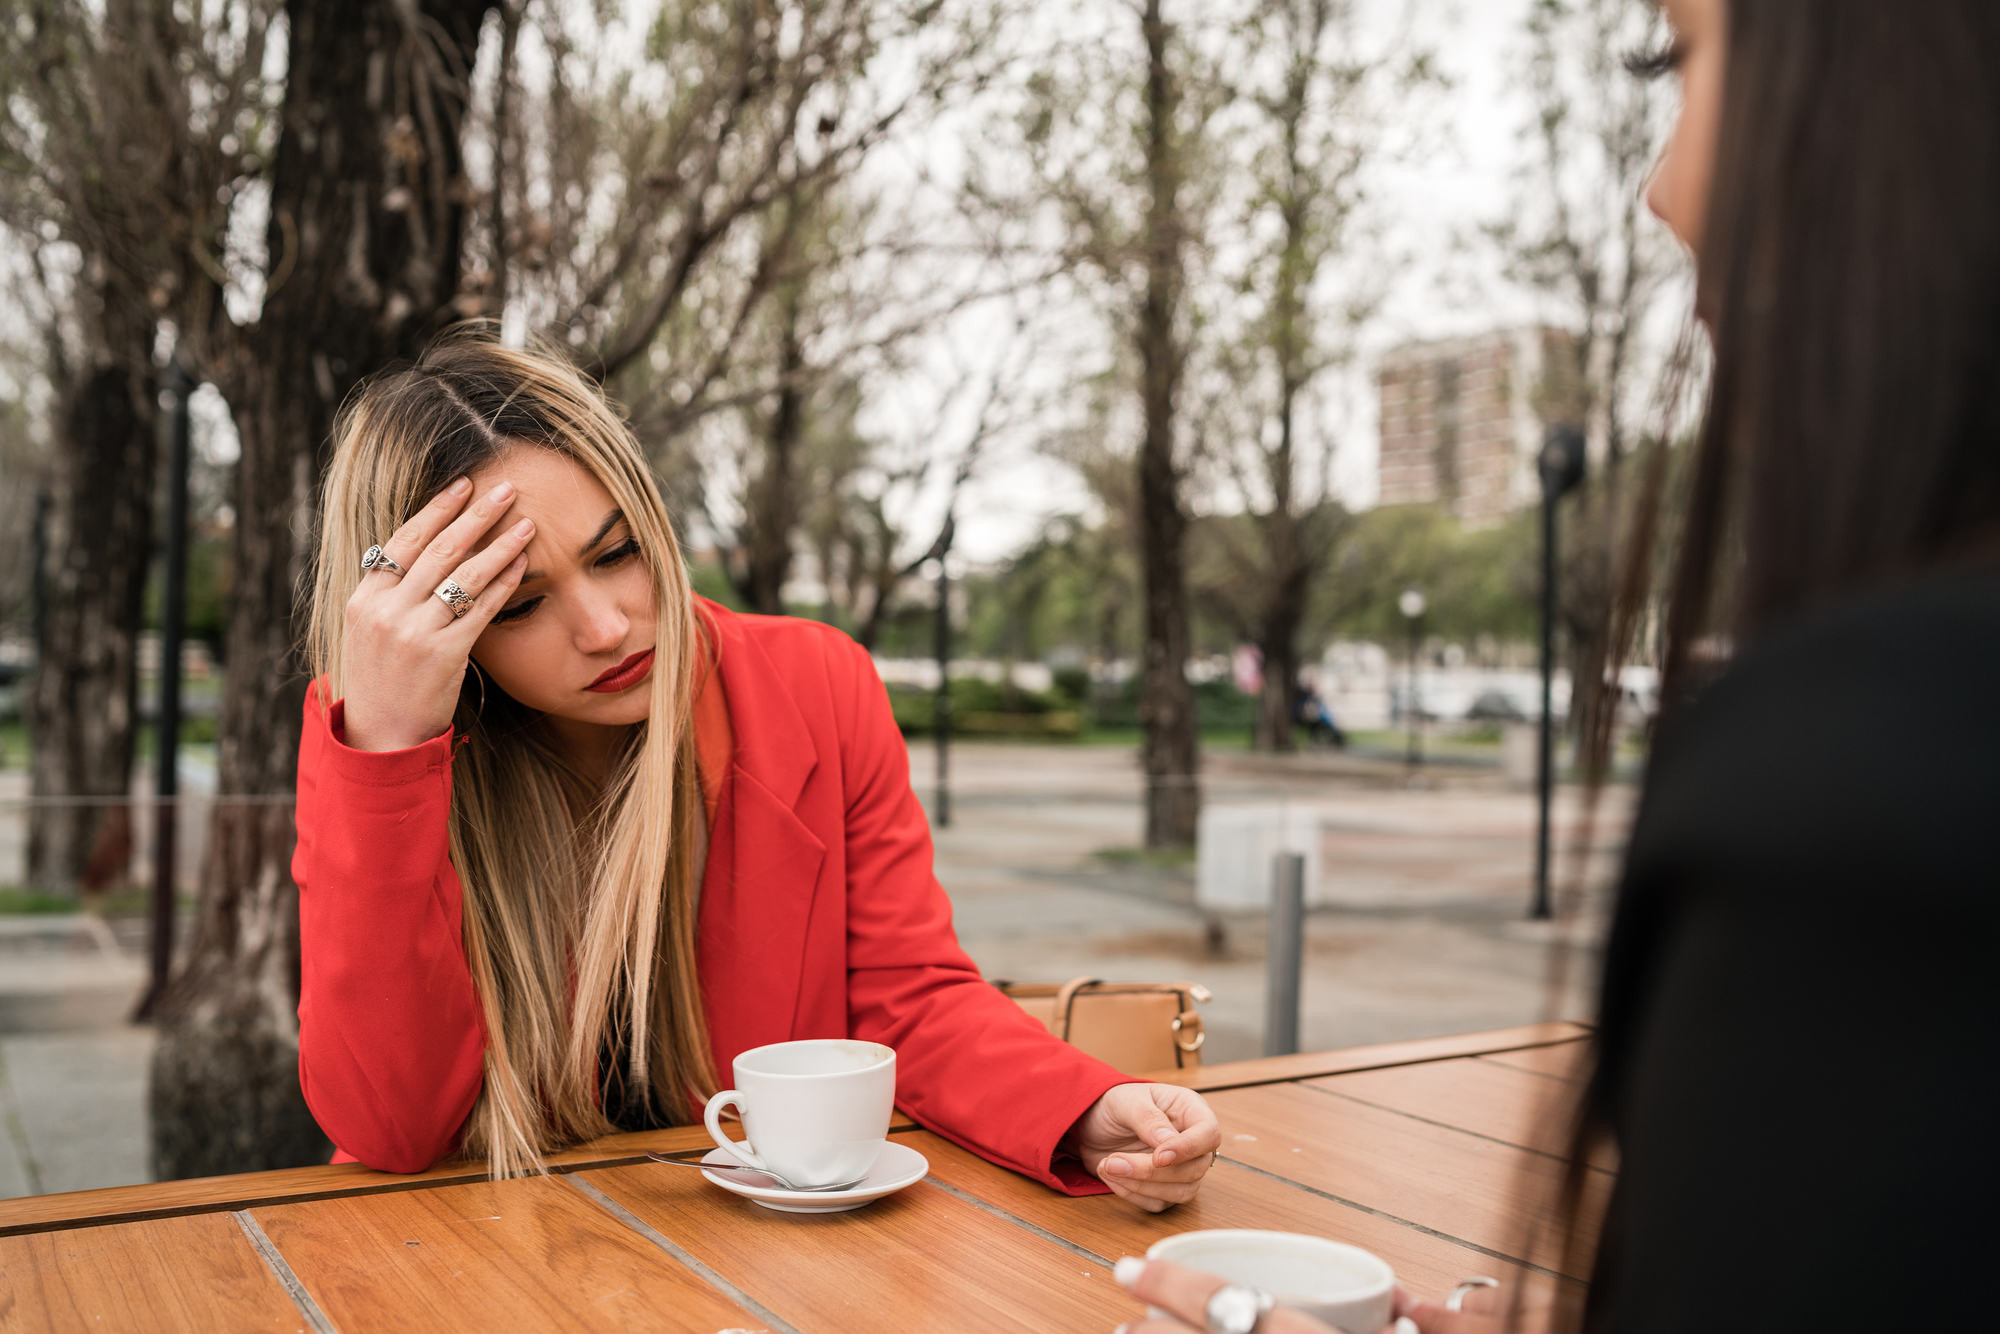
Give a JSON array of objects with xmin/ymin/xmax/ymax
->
[{"xmin": 293, "ymin": 333, "xmax": 1220, "ymax": 1208}]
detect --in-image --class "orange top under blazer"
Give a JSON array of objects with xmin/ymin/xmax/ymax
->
[{"xmin": 292, "ymin": 600, "xmax": 1126, "ymax": 1190}]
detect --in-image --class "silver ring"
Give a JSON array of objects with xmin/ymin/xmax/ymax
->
[
  {"xmin": 361, "ymin": 544, "xmax": 406, "ymax": 576},
  {"xmin": 1446, "ymin": 1277, "xmax": 1499, "ymax": 1313},
  {"xmin": 1204, "ymin": 1283, "xmax": 1274, "ymax": 1334},
  {"xmin": 434, "ymin": 578, "xmax": 475, "ymax": 618}
]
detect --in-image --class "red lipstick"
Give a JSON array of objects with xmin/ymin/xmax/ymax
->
[{"xmin": 586, "ymin": 649, "xmax": 654, "ymax": 694}]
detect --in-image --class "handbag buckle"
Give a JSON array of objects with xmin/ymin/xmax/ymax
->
[{"xmin": 1172, "ymin": 1011, "xmax": 1207, "ymax": 1053}]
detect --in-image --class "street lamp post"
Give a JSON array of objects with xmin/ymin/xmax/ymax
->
[
  {"xmin": 1398, "ymin": 588, "xmax": 1426, "ymax": 768},
  {"xmin": 136, "ymin": 359, "xmax": 192, "ymax": 1020},
  {"xmin": 1533, "ymin": 425, "xmax": 1587, "ymax": 921}
]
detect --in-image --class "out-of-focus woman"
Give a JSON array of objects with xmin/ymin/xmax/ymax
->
[{"xmin": 1116, "ymin": 0, "xmax": 1999, "ymax": 1328}]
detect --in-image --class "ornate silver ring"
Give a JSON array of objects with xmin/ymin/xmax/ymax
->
[
  {"xmin": 361, "ymin": 544, "xmax": 406, "ymax": 576},
  {"xmin": 434, "ymin": 578, "xmax": 475, "ymax": 619},
  {"xmin": 1205, "ymin": 1284, "xmax": 1274, "ymax": 1334}
]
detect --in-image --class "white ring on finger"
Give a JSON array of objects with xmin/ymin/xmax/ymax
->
[
  {"xmin": 1446, "ymin": 1277, "xmax": 1499, "ymax": 1313},
  {"xmin": 434, "ymin": 578, "xmax": 475, "ymax": 619}
]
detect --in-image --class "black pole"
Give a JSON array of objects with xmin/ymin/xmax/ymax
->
[
  {"xmin": 1534, "ymin": 426, "xmax": 1585, "ymax": 922},
  {"xmin": 136, "ymin": 361, "xmax": 191, "ymax": 1019},
  {"xmin": 1404, "ymin": 617, "xmax": 1422, "ymax": 767},
  {"xmin": 933, "ymin": 519, "xmax": 954, "ymax": 828},
  {"xmin": 1533, "ymin": 481, "xmax": 1558, "ymax": 920}
]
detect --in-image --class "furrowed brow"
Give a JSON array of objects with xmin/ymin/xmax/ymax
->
[
  {"xmin": 515, "ymin": 509, "xmax": 628, "ymax": 588},
  {"xmin": 580, "ymin": 509, "xmax": 625, "ymax": 558}
]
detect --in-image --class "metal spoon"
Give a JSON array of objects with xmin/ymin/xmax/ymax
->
[{"xmin": 643, "ymin": 1150, "xmax": 869, "ymax": 1193}]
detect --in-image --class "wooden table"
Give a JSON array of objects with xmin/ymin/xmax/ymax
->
[{"xmin": 0, "ymin": 1023, "xmax": 1598, "ymax": 1332}]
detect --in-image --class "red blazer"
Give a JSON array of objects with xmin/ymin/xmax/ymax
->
[{"xmin": 292, "ymin": 601, "xmax": 1125, "ymax": 1192}]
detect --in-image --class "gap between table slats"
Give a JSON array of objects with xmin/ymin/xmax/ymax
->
[{"xmin": 231, "ymin": 1209, "xmax": 341, "ymax": 1334}]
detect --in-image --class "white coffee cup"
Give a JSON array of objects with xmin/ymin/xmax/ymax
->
[
  {"xmin": 1146, "ymin": 1230, "xmax": 1396, "ymax": 1334},
  {"xmin": 703, "ymin": 1039, "xmax": 896, "ymax": 1189}
]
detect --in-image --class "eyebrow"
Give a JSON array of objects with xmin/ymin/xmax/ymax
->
[{"xmin": 515, "ymin": 509, "xmax": 627, "ymax": 588}]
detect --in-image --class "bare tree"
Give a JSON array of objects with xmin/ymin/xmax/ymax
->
[
  {"xmin": 147, "ymin": 0, "xmax": 495, "ymax": 1180},
  {"xmin": 0, "ymin": 0, "xmax": 273, "ymax": 892},
  {"xmin": 1002, "ymin": 0, "xmax": 1230, "ymax": 846},
  {"xmin": 1200, "ymin": 0, "xmax": 1406, "ymax": 752}
]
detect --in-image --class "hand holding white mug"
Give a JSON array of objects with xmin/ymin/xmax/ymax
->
[
  {"xmin": 1112, "ymin": 1257, "xmax": 1417, "ymax": 1334},
  {"xmin": 341, "ymin": 477, "xmax": 535, "ymax": 752}
]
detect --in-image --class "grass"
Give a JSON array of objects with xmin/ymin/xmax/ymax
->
[
  {"xmin": 0, "ymin": 888, "xmax": 84, "ymax": 914},
  {"xmin": 0, "ymin": 886, "xmax": 186, "ymax": 917},
  {"xmin": 1093, "ymin": 845, "xmax": 1197, "ymax": 870}
]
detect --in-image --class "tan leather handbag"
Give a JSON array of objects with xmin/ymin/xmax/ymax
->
[{"xmin": 995, "ymin": 977, "xmax": 1213, "ymax": 1075}]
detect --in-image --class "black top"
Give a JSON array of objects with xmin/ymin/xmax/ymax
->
[{"xmin": 1584, "ymin": 568, "xmax": 1999, "ymax": 1331}]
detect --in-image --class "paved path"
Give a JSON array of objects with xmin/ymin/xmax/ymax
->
[{"xmin": 0, "ymin": 916, "xmax": 153, "ymax": 1198}]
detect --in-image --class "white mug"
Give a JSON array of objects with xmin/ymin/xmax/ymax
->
[
  {"xmin": 703, "ymin": 1039, "xmax": 896, "ymax": 1188},
  {"xmin": 1146, "ymin": 1230, "xmax": 1396, "ymax": 1334}
]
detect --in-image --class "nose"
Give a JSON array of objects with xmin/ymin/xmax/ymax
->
[{"xmin": 570, "ymin": 585, "xmax": 630, "ymax": 656}]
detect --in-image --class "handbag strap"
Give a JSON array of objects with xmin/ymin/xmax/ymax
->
[{"xmin": 1051, "ymin": 976, "xmax": 1104, "ymax": 1041}]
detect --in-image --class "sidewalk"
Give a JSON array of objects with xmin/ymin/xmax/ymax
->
[
  {"xmin": 0, "ymin": 915, "xmax": 154, "ymax": 1198},
  {"xmin": 916, "ymin": 741, "xmax": 1630, "ymax": 1064}
]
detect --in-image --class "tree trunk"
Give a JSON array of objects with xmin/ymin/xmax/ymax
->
[
  {"xmin": 150, "ymin": 0, "xmax": 492, "ymax": 1180},
  {"xmin": 1136, "ymin": 0, "xmax": 1198, "ymax": 847},
  {"xmin": 735, "ymin": 292, "xmax": 808, "ymax": 616},
  {"xmin": 27, "ymin": 327, "xmax": 156, "ymax": 895},
  {"xmin": 1252, "ymin": 515, "xmax": 1309, "ymax": 756}
]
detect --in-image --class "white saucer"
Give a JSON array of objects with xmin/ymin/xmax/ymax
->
[{"xmin": 698, "ymin": 1140, "xmax": 929, "ymax": 1213}]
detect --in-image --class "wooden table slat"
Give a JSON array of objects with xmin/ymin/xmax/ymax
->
[
  {"xmin": 249, "ymin": 1174, "xmax": 756, "ymax": 1334},
  {"xmin": 1141, "ymin": 1022, "xmax": 1593, "ymax": 1092},
  {"xmin": 1479, "ymin": 1042, "xmax": 1593, "ymax": 1083},
  {"xmin": 1306, "ymin": 1056, "xmax": 1613, "ymax": 1165},
  {"xmin": 580, "ymin": 1160, "xmax": 1137, "ymax": 1334},
  {"xmin": 1205, "ymin": 1080, "xmax": 1610, "ymax": 1279},
  {"xmin": 0, "ymin": 1210, "xmax": 307, "ymax": 1333},
  {"xmin": 0, "ymin": 1117, "xmax": 920, "ymax": 1238}
]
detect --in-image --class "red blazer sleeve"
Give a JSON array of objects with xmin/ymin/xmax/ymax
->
[
  {"xmin": 827, "ymin": 638, "xmax": 1129, "ymax": 1195},
  {"xmin": 292, "ymin": 689, "xmax": 487, "ymax": 1173}
]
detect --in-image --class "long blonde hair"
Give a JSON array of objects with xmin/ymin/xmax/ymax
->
[{"xmin": 306, "ymin": 331, "xmax": 716, "ymax": 1178}]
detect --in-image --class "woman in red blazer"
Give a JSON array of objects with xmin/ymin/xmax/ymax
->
[{"xmin": 293, "ymin": 333, "xmax": 1219, "ymax": 1210}]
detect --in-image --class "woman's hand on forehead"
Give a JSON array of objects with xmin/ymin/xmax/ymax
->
[{"xmin": 339, "ymin": 477, "xmax": 536, "ymax": 753}]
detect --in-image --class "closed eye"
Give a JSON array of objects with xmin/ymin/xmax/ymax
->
[
  {"xmin": 597, "ymin": 536, "xmax": 641, "ymax": 567},
  {"xmin": 1625, "ymin": 38, "xmax": 1685, "ymax": 80}
]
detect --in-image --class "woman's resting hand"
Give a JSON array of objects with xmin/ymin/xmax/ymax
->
[
  {"xmin": 342, "ymin": 478, "xmax": 533, "ymax": 752},
  {"xmin": 1065, "ymin": 1083, "xmax": 1221, "ymax": 1212},
  {"xmin": 1113, "ymin": 1258, "xmax": 1423, "ymax": 1334}
]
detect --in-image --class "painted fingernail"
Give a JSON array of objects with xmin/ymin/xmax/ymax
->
[
  {"xmin": 513, "ymin": 519, "xmax": 534, "ymax": 537},
  {"xmin": 448, "ymin": 477, "xmax": 471, "ymax": 496},
  {"xmin": 1113, "ymin": 1257, "xmax": 1146, "ymax": 1289}
]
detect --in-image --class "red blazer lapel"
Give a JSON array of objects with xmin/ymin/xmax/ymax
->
[{"xmin": 695, "ymin": 603, "xmax": 828, "ymax": 1070}]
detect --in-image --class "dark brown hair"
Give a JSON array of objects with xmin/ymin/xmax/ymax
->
[
  {"xmin": 1664, "ymin": 0, "xmax": 2000, "ymax": 699},
  {"xmin": 1542, "ymin": 2, "xmax": 2000, "ymax": 1326}
]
